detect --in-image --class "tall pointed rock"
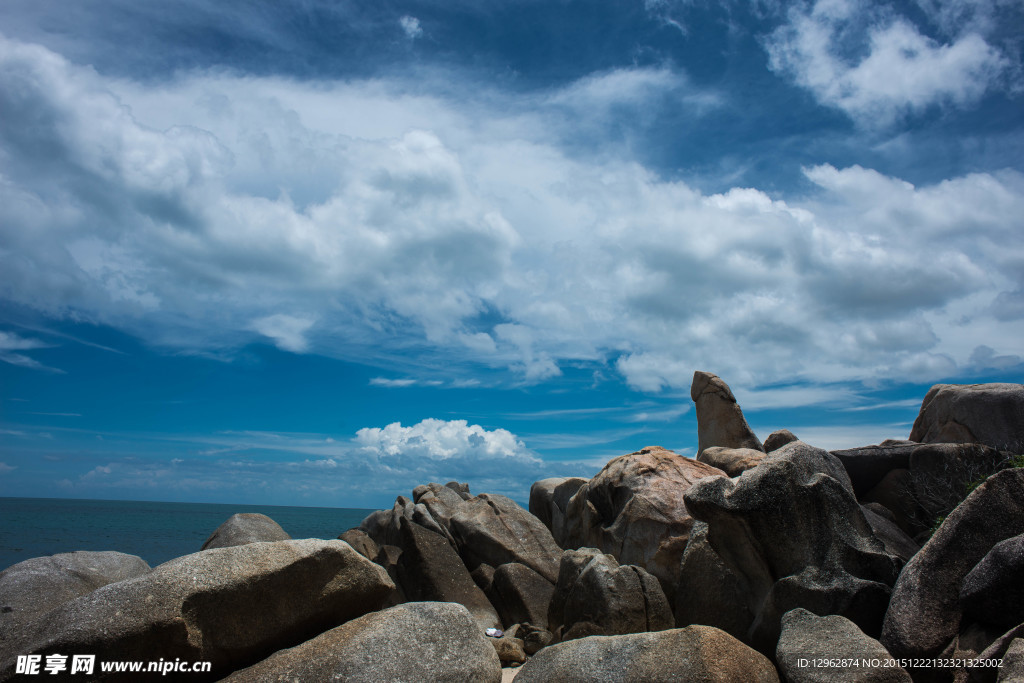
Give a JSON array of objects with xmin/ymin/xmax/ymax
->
[{"xmin": 691, "ymin": 371, "xmax": 763, "ymax": 458}]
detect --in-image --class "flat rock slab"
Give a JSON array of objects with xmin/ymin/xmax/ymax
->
[
  {"xmin": 223, "ymin": 602, "xmax": 501, "ymax": 683},
  {"xmin": 0, "ymin": 539, "xmax": 394, "ymax": 680},
  {"xmin": 513, "ymin": 625, "xmax": 779, "ymax": 683}
]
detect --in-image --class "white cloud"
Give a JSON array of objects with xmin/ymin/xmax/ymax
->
[
  {"xmin": 399, "ymin": 15, "xmax": 423, "ymax": 40},
  {"xmin": 0, "ymin": 35, "xmax": 1022, "ymax": 398},
  {"xmin": 250, "ymin": 314, "xmax": 316, "ymax": 353},
  {"xmin": 0, "ymin": 462, "xmax": 16, "ymax": 474},
  {"xmin": 0, "ymin": 331, "xmax": 62, "ymax": 372},
  {"xmin": 766, "ymin": 0, "xmax": 1011, "ymax": 124}
]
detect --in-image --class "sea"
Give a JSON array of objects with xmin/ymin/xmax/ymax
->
[{"xmin": 0, "ymin": 497, "xmax": 377, "ymax": 572}]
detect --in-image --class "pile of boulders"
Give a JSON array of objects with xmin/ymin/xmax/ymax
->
[{"xmin": 1, "ymin": 376, "xmax": 1021, "ymax": 682}]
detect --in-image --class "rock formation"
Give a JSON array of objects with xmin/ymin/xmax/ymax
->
[
  {"xmin": 530, "ymin": 476, "xmax": 588, "ymax": 547},
  {"xmin": 910, "ymin": 383, "xmax": 1024, "ymax": 449},
  {"xmin": 513, "ymin": 625, "xmax": 779, "ymax": 683},
  {"xmin": 776, "ymin": 608, "xmax": 911, "ymax": 683},
  {"xmin": 201, "ymin": 512, "xmax": 291, "ymax": 550},
  {"xmin": 881, "ymin": 468, "xmax": 1024, "ymax": 668},
  {"xmin": 0, "ymin": 540, "xmax": 393, "ymax": 680},
  {"xmin": 691, "ymin": 370, "xmax": 764, "ymax": 456},
  {"xmin": 697, "ymin": 446, "xmax": 766, "ymax": 476},
  {"xmin": 561, "ymin": 445, "xmax": 725, "ymax": 589},
  {"xmin": 0, "ymin": 551, "xmax": 150, "ymax": 642},
  {"xmin": 680, "ymin": 440, "xmax": 903, "ymax": 654},
  {"xmin": 547, "ymin": 548, "xmax": 673, "ymax": 641},
  {"xmin": 223, "ymin": 602, "xmax": 501, "ymax": 683}
]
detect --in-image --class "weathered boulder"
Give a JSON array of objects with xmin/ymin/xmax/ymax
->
[
  {"xmin": 223, "ymin": 601, "xmax": 501, "ymax": 683},
  {"xmin": 674, "ymin": 520, "xmax": 753, "ymax": 641},
  {"xmin": 999, "ymin": 638, "xmax": 1024, "ymax": 683},
  {"xmin": 691, "ymin": 370, "xmax": 764, "ymax": 456},
  {"xmin": 548, "ymin": 548, "xmax": 673, "ymax": 642},
  {"xmin": 777, "ymin": 608, "xmax": 911, "ymax": 683},
  {"xmin": 0, "ymin": 540, "xmax": 394, "ymax": 681},
  {"xmin": 881, "ymin": 468, "xmax": 1024, "ymax": 665},
  {"xmin": 910, "ymin": 383, "xmax": 1024, "ymax": 450},
  {"xmin": 529, "ymin": 477, "xmax": 588, "ymax": 547},
  {"xmin": 962, "ymin": 534, "xmax": 1024, "ymax": 630},
  {"xmin": 830, "ymin": 442, "xmax": 916, "ymax": 497},
  {"xmin": 449, "ymin": 494, "xmax": 563, "ymax": 584},
  {"xmin": 682, "ymin": 440, "xmax": 903, "ymax": 654},
  {"xmin": 971, "ymin": 625, "xmax": 1024, "ymax": 683},
  {"xmin": 490, "ymin": 633, "xmax": 527, "ymax": 665},
  {"xmin": 518, "ymin": 623, "xmax": 555, "ymax": 655},
  {"xmin": 561, "ymin": 445, "xmax": 725, "ymax": 588},
  {"xmin": 489, "ymin": 562, "xmax": 555, "ymax": 629},
  {"xmin": 338, "ymin": 528, "xmax": 378, "ymax": 561},
  {"xmin": 764, "ymin": 429, "xmax": 799, "ymax": 452},
  {"xmin": 861, "ymin": 505, "xmax": 921, "ymax": 563},
  {"xmin": 0, "ymin": 551, "xmax": 150, "ymax": 641},
  {"xmin": 863, "ymin": 468, "xmax": 919, "ymax": 536},
  {"xmin": 513, "ymin": 625, "xmax": 779, "ymax": 683},
  {"xmin": 698, "ymin": 446, "xmax": 766, "ymax": 477},
  {"xmin": 395, "ymin": 516, "xmax": 501, "ymax": 630},
  {"xmin": 201, "ymin": 512, "xmax": 291, "ymax": 550}
]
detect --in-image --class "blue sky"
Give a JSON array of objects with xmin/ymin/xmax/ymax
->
[{"xmin": 1, "ymin": 0, "xmax": 1022, "ymax": 508}]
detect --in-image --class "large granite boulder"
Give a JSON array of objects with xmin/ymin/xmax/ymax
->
[
  {"xmin": 548, "ymin": 548, "xmax": 673, "ymax": 642},
  {"xmin": 223, "ymin": 601, "xmax": 501, "ymax": 683},
  {"xmin": 201, "ymin": 513, "xmax": 291, "ymax": 550},
  {"xmin": 961, "ymin": 534, "xmax": 1024, "ymax": 630},
  {"xmin": 691, "ymin": 370, "xmax": 764, "ymax": 457},
  {"xmin": 561, "ymin": 445, "xmax": 725, "ymax": 589},
  {"xmin": 488, "ymin": 562, "xmax": 555, "ymax": 629},
  {"xmin": 0, "ymin": 551, "xmax": 150, "ymax": 641},
  {"xmin": 530, "ymin": 477, "xmax": 588, "ymax": 547},
  {"xmin": 395, "ymin": 516, "xmax": 501, "ymax": 630},
  {"xmin": 881, "ymin": 468, "xmax": 1024, "ymax": 667},
  {"xmin": 0, "ymin": 540, "xmax": 394, "ymax": 680},
  {"xmin": 910, "ymin": 383, "xmax": 1024, "ymax": 450},
  {"xmin": 674, "ymin": 520, "xmax": 754, "ymax": 642},
  {"xmin": 681, "ymin": 440, "xmax": 903, "ymax": 654},
  {"xmin": 449, "ymin": 493, "xmax": 563, "ymax": 584},
  {"xmin": 513, "ymin": 625, "xmax": 779, "ymax": 683},
  {"xmin": 776, "ymin": 608, "xmax": 911, "ymax": 683},
  {"xmin": 698, "ymin": 446, "xmax": 766, "ymax": 477}
]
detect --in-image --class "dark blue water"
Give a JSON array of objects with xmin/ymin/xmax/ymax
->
[{"xmin": 0, "ymin": 497, "xmax": 376, "ymax": 572}]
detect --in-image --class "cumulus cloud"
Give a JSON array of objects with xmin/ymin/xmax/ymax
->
[
  {"xmin": 0, "ymin": 35, "xmax": 1022, "ymax": 396},
  {"xmin": 766, "ymin": 0, "xmax": 1011, "ymax": 124},
  {"xmin": 46, "ymin": 419, "xmax": 571, "ymax": 505},
  {"xmin": 399, "ymin": 15, "xmax": 423, "ymax": 39}
]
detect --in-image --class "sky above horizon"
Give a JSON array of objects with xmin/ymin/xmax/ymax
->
[{"xmin": 1, "ymin": 0, "xmax": 1022, "ymax": 509}]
